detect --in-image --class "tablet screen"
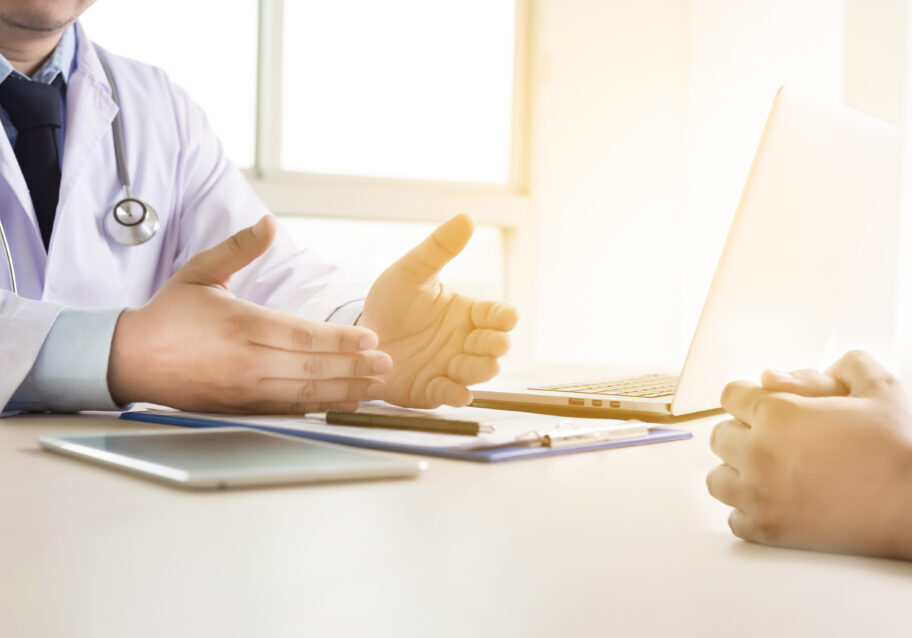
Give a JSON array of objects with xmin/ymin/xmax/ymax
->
[
  {"xmin": 82, "ymin": 429, "xmax": 378, "ymax": 471},
  {"xmin": 40, "ymin": 428, "xmax": 424, "ymax": 487}
]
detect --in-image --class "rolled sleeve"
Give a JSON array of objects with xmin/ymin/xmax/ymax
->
[{"xmin": 6, "ymin": 307, "xmax": 125, "ymax": 412}]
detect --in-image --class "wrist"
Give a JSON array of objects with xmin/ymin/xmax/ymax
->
[
  {"xmin": 107, "ymin": 308, "xmax": 143, "ymax": 405},
  {"xmin": 885, "ymin": 434, "xmax": 912, "ymax": 560}
]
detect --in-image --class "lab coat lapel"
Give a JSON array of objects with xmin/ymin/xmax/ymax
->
[
  {"xmin": 0, "ymin": 102, "xmax": 37, "ymax": 234},
  {"xmin": 57, "ymin": 23, "xmax": 117, "ymax": 218},
  {"xmin": 0, "ymin": 65, "xmax": 45, "ymax": 292}
]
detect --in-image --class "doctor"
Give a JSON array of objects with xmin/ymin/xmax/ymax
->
[{"xmin": 0, "ymin": 0, "xmax": 518, "ymax": 414}]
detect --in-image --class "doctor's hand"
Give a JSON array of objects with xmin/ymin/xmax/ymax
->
[
  {"xmin": 707, "ymin": 351, "xmax": 912, "ymax": 560},
  {"xmin": 357, "ymin": 214, "xmax": 519, "ymax": 408},
  {"xmin": 107, "ymin": 216, "xmax": 390, "ymax": 413}
]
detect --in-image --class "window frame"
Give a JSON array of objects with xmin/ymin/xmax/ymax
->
[{"xmin": 247, "ymin": 0, "xmax": 531, "ymax": 229}]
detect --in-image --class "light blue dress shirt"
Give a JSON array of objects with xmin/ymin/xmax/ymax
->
[{"xmin": 3, "ymin": 24, "xmax": 363, "ymax": 413}]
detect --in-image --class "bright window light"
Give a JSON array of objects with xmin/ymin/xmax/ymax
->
[
  {"xmin": 80, "ymin": 1, "xmax": 258, "ymax": 168},
  {"xmin": 281, "ymin": 0, "xmax": 516, "ymax": 183},
  {"xmin": 277, "ymin": 217, "xmax": 504, "ymax": 302}
]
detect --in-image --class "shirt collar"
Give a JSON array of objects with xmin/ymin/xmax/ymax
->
[{"xmin": 0, "ymin": 24, "xmax": 77, "ymax": 86}]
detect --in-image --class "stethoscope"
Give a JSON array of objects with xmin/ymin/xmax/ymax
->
[{"xmin": 0, "ymin": 50, "xmax": 159, "ymax": 294}]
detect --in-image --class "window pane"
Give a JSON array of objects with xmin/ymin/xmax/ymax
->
[
  {"xmin": 282, "ymin": 0, "xmax": 516, "ymax": 183},
  {"xmin": 80, "ymin": 1, "xmax": 258, "ymax": 168},
  {"xmin": 277, "ymin": 216, "xmax": 504, "ymax": 302}
]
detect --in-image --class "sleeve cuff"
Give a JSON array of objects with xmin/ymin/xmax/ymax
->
[{"xmin": 7, "ymin": 307, "xmax": 126, "ymax": 412}]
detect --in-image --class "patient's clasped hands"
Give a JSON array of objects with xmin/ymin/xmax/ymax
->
[
  {"xmin": 108, "ymin": 214, "xmax": 517, "ymax": 413},
  {"xmin": 708, "ymin": 350, "xmax": 912, "ymax": 560}
]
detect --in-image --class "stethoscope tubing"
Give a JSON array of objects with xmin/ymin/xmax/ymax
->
[
  {"xmin": 97, "ymin": 48, "xmax": 132, "ymax": 195},
  {"xmin": 0, "ymin": 48, "xmax": 159, "ymax": 293},
  {"xmin": 0, "ymin": 215, "xmax": 16, "ymax": 294}
]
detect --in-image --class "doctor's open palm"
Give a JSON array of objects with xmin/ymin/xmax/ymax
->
[
  {"xmin": 358, "ymin": 214, "xmax": 519, "ymax": 408},
  {"xmin": 107, "ymin": 216, "xmax": 396, "ymax": 413}
]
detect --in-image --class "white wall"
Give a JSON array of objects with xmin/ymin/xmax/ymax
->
[
  {"xmin": 834, "ymin": 1, "xmax": 907, "ymax": 375},
  {"xmin": 521, "ymin": 0, "xmax": 903, "ymax": 375},
  {"xmin": 523, "ymin": 0, "xmax": 688, "ymax": 368}
]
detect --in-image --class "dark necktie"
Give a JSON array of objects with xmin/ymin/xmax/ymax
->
[{"xmin": 0, "ymin": 74, "xmax": 64, "ymax": 250}]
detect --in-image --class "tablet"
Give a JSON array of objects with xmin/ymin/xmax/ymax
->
[{"xmin": 38, "ymin": 427, "xmax": 427, "ymax": 489}]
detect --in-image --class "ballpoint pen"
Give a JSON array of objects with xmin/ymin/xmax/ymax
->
[
  {"xmin": 325, "ymin": 410, "xmax": 494, "ymax": 436},
  {"xmin": 476, "ymin": 420, "xmax": 649, "ymax": 449}
]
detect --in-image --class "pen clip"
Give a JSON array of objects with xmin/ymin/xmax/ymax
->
[
  {"xmin": 473, "ymin": 420, "xmax": 649, "ymax": 451},
  {"xmin": 536, "ymin": 420, "xmax": 649, "ymax": 447}
]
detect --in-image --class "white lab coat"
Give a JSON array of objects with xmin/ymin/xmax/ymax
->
[{"xmin": 0, "ymin": 23, "xmax": 362, "ymax": 409}]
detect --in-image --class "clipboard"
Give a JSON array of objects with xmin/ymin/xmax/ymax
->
[{"xmin": 120, "ymin": 407, "xmax": 692, "ymax": 463}]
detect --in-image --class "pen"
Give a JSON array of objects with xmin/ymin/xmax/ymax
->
[
  {"xmin": 475, "ymin": 420, "xmax": 649, "ymax": 450},
  {"xmin": 537, "ymin": 421, "xmax": 649, "ymax": 446},
  {"xmin": 325, "ymin": 411, "xmax": 494, "ymax": 436}
]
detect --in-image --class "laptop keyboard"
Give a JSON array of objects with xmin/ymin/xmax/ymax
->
[{"xmin": 529, "ymin": 374, "xmax": 679, "ymax": 398}]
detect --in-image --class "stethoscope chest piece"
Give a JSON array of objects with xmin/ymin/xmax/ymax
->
[
  {"xmin": 106, "ymin": 197, "xmax": 159, "ymax": 245},
  {"xmin": 98, "ymin": 49, "xmax": 160, "ymax": 247}
]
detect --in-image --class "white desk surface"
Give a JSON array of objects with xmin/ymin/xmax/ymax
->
[{"xmin": 1, "ymin": 411, "xmax": 909, "ymax": 638}]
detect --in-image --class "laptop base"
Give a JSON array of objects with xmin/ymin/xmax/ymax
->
[{"xmin": 469, "ymin": 398, "xmax": 723, "ymax": 424}]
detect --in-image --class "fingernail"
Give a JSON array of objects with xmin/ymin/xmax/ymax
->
[
  {"xmin": 373, "ymin": 355, "xmax": 393, "ymax": 374},
  {"xmin": 367, "ymin": 382, "xmax": 385, "ymax": 399},
  {"xmin": 766, "ymin": 369, "xmax": 791, "ymax": 380},
  {"xmin": 360, "ymin": 333, "xmax": 378, "ymax": 350}
]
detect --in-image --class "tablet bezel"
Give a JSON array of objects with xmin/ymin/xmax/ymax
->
[{"xmin": 38, "ymin": 427, "xmax": 427, "ymax": 489}]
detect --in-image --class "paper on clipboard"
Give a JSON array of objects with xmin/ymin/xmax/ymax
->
[{"xmin": 132, "ymin": 403, "xmax": 642, "ymax": 451}]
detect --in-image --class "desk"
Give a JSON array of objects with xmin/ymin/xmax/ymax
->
[{"xmin": 1, "ymin": 412, "xmax": 909, "ymax": 638}]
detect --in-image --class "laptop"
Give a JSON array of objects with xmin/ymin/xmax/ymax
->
[{"xmin": 472, "ymin": 85, "xmax": 900, "ymax": 418}]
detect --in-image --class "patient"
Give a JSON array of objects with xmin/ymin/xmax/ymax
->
[{"xmin": 707, "ymin": 350, "xmax": 912, "ymax": 560}]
